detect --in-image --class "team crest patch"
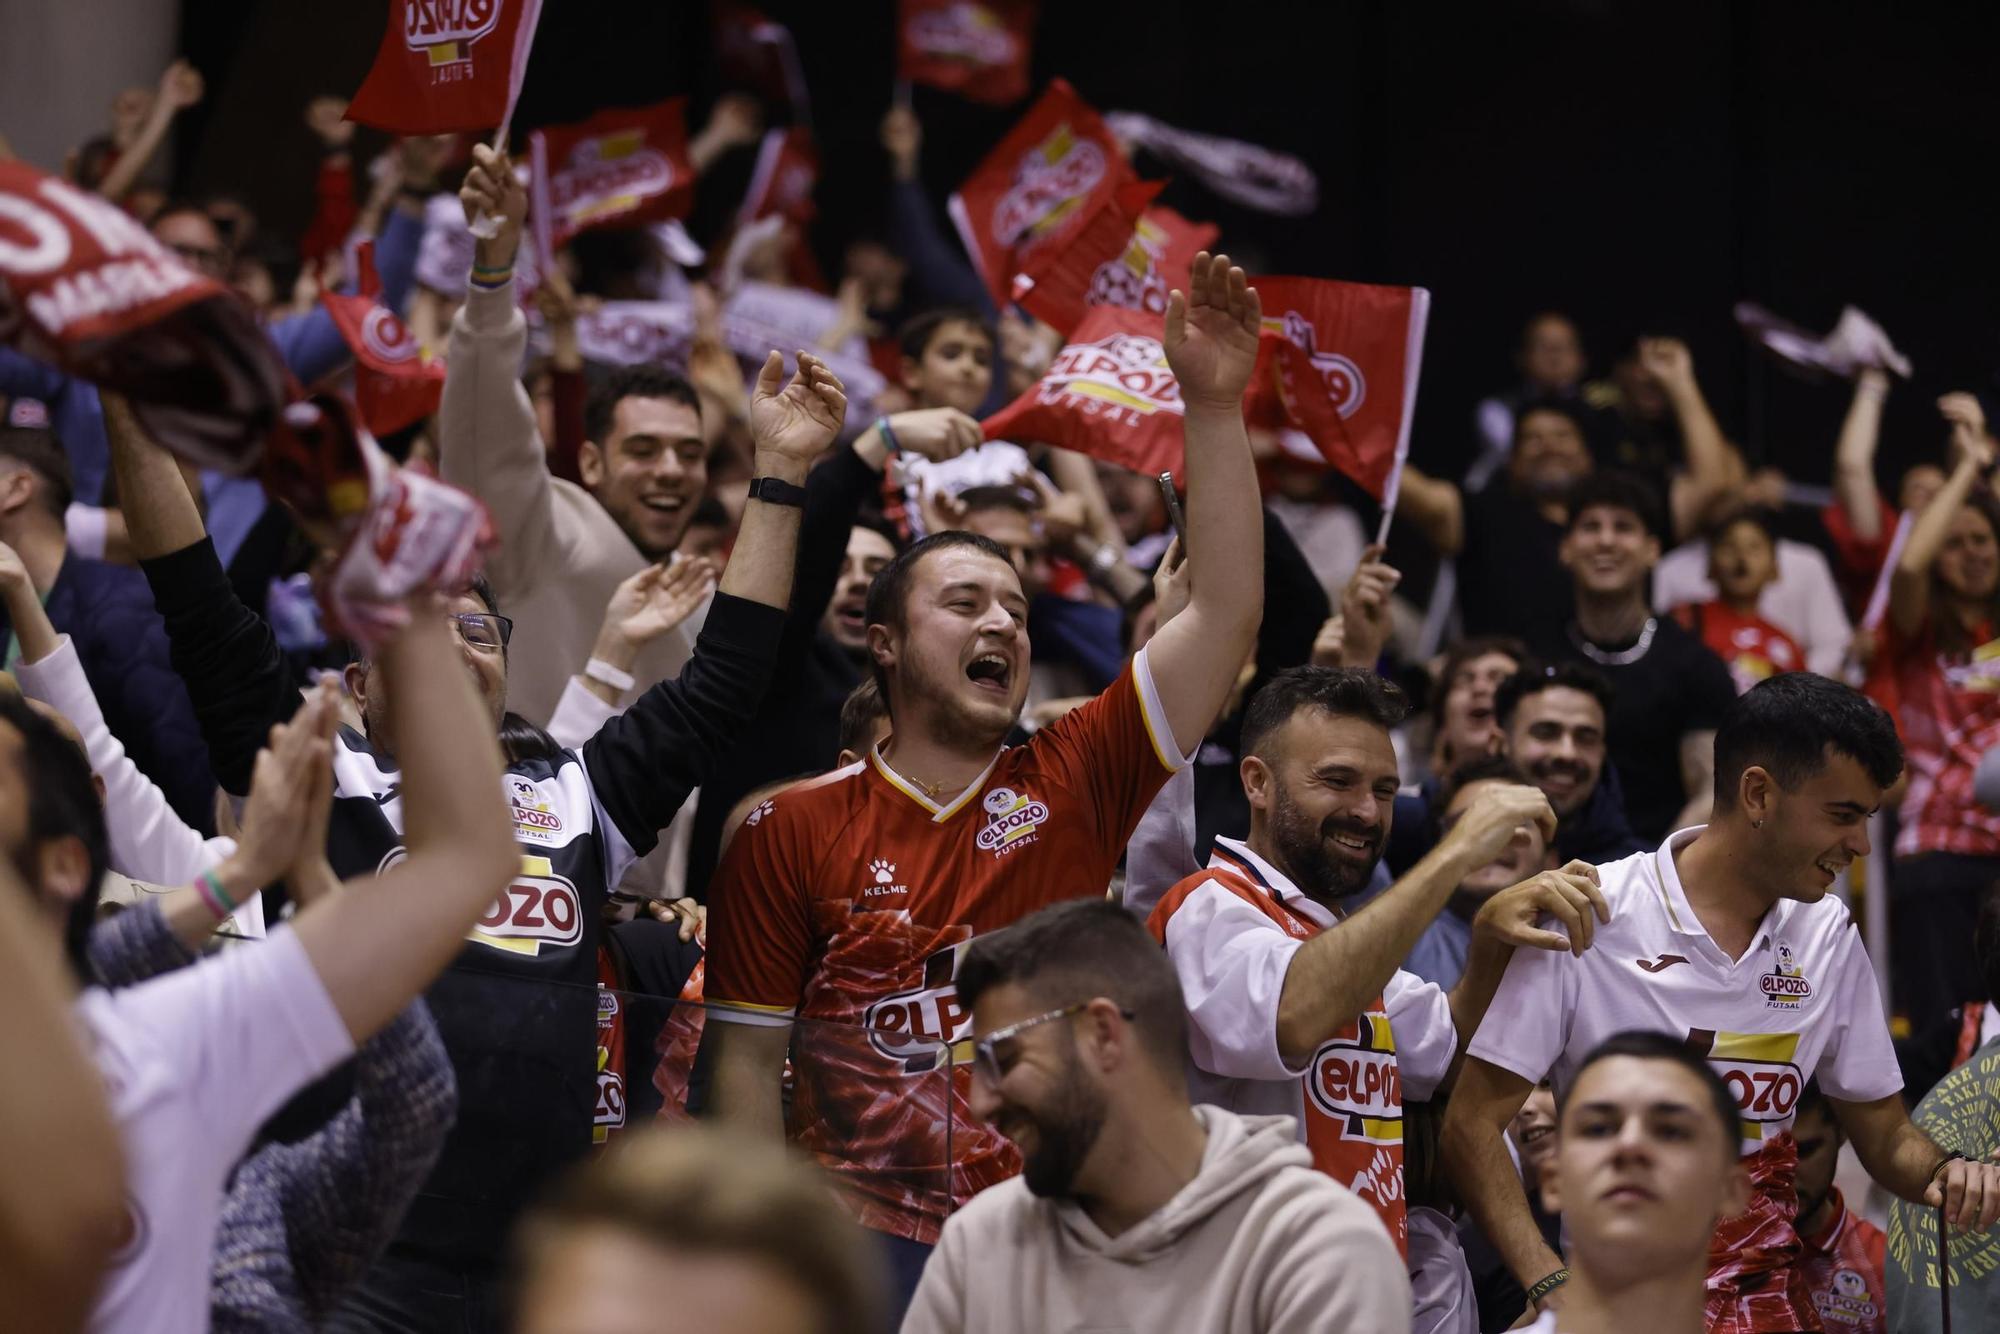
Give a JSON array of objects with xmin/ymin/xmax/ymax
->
[
  {"xmin": 1760, "ymin": 940, "xmax": 1813, "ymax": 1008},
  {"xmin": 977, "ymin": 786, "xmax": 1049, "ymax": 857},
  {"xmin": 506, "ymin": 775, "xmax": 564, "ymax": 845}
]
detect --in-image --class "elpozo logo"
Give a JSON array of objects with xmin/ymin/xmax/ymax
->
[
  {"xmin": 403, "ymin": 0, "xmax": 500, "ymax": 70},
  {"xmin": 553, "ymin": 133, "xmax": 678, "ymax": 231},
  {"xmin": 993, "ymin": 125, "xmax": 1106, "ymax": 247},
  {"xmin": 908, "ymin": 3, "xmax": 1020, "ymax": 66},
  {"xmin": 1305, "ymin": 1010, "xmax": 1403, "ymax": 1145},
  {"xmin": 976, "ymin": 786, "xmax": 1049, "ymax": 857},
  {"xmin": 1037, "ymin": 331, "xmax": 1184, "ymax": 422},
  {"xmin": 1760, "ymin": 940, "xmax": 1813, "ymax": 1008},
  {"xmin": 505, "ymin": 775, "xmax": 565, "ymax": 846}
]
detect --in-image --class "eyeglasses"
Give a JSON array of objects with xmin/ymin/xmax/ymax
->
[
  {"xmin": 968, "ymin": 1000, "xmax": 1135, "ymax": 1086},
  {"xmin": 448, "ymin": 612, "xmax": 513, "ymax": 652}
]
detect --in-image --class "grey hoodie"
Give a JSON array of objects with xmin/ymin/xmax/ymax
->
[{"xmin": 903, "ymin": 1105, "xmax": 1412, "ymax": 1334}]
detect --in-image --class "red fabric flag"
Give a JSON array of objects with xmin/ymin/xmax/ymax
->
[
  {"xmin": 1009, "ymin": 183, "xmax": 1219, "ymax": 335},
  {"xmin": 0, "ymin": 161, "xmax": 285, "ymax": 472},
  {"xmin": 897, "ymin": 0, "xmax": 1038, "ymax": 106},
  {"xmin": 347, "ymin": 0, "xmax": 545, "ymax": 135},
  {"xmin": 948, "ymin": 79, "xmax": 1135, "ymax": 308},
  {"xmin": 1243, "ymin": 276, "xmax": 1431, "ymax": 504},
  {"xmin": 320, "ymin": 241, "xmax": 446, "ymax": 437},
  {"xmin": 980, "ymin": 306, "xmax": 1186, "ymax": 477},
  {"xmin": 738, "ymin": 127, "xmax": 819, "ymax": 227},
  {"xmin": 531, "ymin": 99, "xmax": 696, "ymax": 248}
]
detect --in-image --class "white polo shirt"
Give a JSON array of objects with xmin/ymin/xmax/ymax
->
[{"xmin": 1467, "ymin": 828, "xmax": 1901, "ymax": 1152}]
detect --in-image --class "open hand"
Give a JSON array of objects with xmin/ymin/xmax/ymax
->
[
  {"xmin": 1473, "ymin": 860, "xmax": 1609, "ymax": 957},
  {"xmin": 600, "ymin": 558, "xmax": 718, "ymax": 655},
  {"xmin": 1165, "ymin": 252, "xmax": 1262, "ymax": 411},
  {"xmin": 287, "ymin": 675, "xmax": 344, "ymax": 906},
  {"xmin": 234, "ymin": 678, "xmax": 339, "ymax": 888},
  {"xmin": 749, "ymin": 350, "xmax": 848, "ymax": 467},
  {"xmin": 460, "ymin": 143, "xmax": 527, "ymax": 270},
  {"xmin": 1941, "ymin": 392, "xmax": 1993, "ymax": 468},
  {"xmin": 159, "ymin": 59, "xmax": 205, "ymax": 113}
]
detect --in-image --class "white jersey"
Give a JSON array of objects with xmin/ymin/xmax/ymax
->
[{"xmin": 1467, "ymin": 828, "xmax": 1901, "ymax": 1153}]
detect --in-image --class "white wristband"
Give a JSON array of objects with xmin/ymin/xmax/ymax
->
[{"xmin": 584, "ymin": 657, "xmax": 636, "ymax": 694}]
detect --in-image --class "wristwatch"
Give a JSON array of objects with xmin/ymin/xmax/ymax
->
[{"xmin": 746, "ymin": 476, "xmax": 807, "ymax": 508}]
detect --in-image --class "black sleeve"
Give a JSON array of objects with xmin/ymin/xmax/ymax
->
[
  {"xmin": 772, "ymin": 445, "xmax": 881, "ymax": 681},
  {"xmin": 1682, "ymin": 634, "xmax": 1738, "ymax": 733},
  {"xmin": 139, "ymin": 537, "xmax": 295, "ymax": 796},
  {"xmin": 1254, "ymin": 506, "xmax": 1334, "ymax": 682},
  {"xmin": 584, "ymin": 591, "xmax": 787, "ymax": 858}
]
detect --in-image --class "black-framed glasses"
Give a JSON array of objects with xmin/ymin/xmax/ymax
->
[
  {"xmin": 969, "ymin": 1000, "xmax": 1136, "ymax": 1086},
  {"xmin": 448, "ymin": 612, "xmax": 513, "ymax": 652}
]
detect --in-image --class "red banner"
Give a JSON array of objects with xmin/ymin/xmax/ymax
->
[
  {"xmin": 980, "ymin": 306, "xmax": 1185, "ymax": 477},
  {"xmin": 320, "ymin": 241, "xmax": 446, "ymax": 437},
  {"xmin": 948, "ymin": 79, "xmax": 1134, "ymax": 308},
  {"xmin": 897, "ymin": 0, "xmax": 1037, "ymax": 106},
  {"xmin": 1243, "ymin": 276, "xmax": 1431, "ymax": 502},
  {"xmin": 738, "ymin": 126, "xmax": 818, "ymax": 227},
  {"xmin": 532, "ymin": 99, "xmax": 696, "ymax": 247},
  {"xmin": 347, "ymin": 0, "xmax": 544, "ymax": 135},
  {"xmin": 0, "ymin": 161, "xmax": 285, "ymax": 472},
  {"xmin": 1009, "ymin": 182, "xmax": 1221, "ymax": 335}
]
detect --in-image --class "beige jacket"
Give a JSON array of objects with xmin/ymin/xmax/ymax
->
[
  {"xmin": 903, "ymin": 1107, "xmax": 1412, "ymax": 1334},
  {"xmin": 438, "ymin": 279, "xmax": 706, "ymax": 727}
]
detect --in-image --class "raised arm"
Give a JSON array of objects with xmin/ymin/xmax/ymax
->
[
  {"xmin": 1395, "ymin": 464, "xmax": 1466, "ymax": 555},
  {"xmin": 292, "ymin": 617, "xmax": 518, "ymax": 1043},
  {"xmin": 94, "ymin": 59, "xmax": 203, "ymax": 202},
  {"xmin": 0, "ymin": 862, "xmax": 126, "ymax": 1334},
  {"xmin": 1440, "ymin": 1056, "xmax": 1568, "ymax": 1304},
  {"xmin": 1643, "ymin": 338, "xmax": 1746, "ymax": 541},
  {"xmin": 1889, "ymin": 395, "xmax": 1994, "ymax": 639},
  {"xmin": 1146, "ymin": 253, "xmax": 1267, "ymax": 755},
  {"xmin": 1834, "ymin": 369, "xmax": 1891, "ymax": 544}
]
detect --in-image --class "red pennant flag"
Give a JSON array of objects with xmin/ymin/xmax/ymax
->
[
  {"xmin": 1243, "ymin": 276, "xmax": 1431, "ymax": 505},
  {"xmin": 897, "ymin": 0, "xmax": 1038, "ymax": 106},
  {"xmin": 531, "ymin": 99, "xmax": 696, "ymax": 248},
  {"xmin": 320, "ymin": 241, "xmax": 447, "ymax": 437},
  {"xmin": 1010, "ymin": 182, "xmax": 1216, "ymax": 334},
  {"xmin": 347, "ymin": 0, "xmax": 545, "ymax": 135},
  {"xmin": 738, "ymin": 126, "xmax": 818, "ymax": 227},
  {"xmin": 948, "ymin": 79, "xmax": 1135, "ymax": 309},
  {"xmin": 0, "ymin": 160, "xmax": 285, "ymax": 472},
  {"xmin": 980, "ymin": 306, "xmax": 1186, "ymax": 477}
]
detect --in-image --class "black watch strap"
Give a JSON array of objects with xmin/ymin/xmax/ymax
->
[{"xmin": 746, "ymin": 475, "xmax": 807, "ymax": 508}]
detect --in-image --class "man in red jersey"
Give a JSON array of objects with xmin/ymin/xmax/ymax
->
[{"xmin": 700, "ymin": 255, "xmax": 1268, "ymax": 1300}]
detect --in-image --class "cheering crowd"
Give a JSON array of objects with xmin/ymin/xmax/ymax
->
[{"xmin": 6, "ymin": 14, "xmax": 2000, "ymax": 1334}]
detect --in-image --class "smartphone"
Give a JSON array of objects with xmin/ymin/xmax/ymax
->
[{"xmin": 1158, "ymin": 473, "xmax": 1189, "ymax": 551}]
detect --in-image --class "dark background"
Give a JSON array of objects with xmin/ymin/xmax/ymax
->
[{"xmin": 170, "ymin": 1, "xmax": 2000, "ymax": 503}]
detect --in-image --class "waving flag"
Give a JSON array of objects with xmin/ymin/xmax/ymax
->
[
  {"xmin": 347, "ymin": 0, "xmax": 545, "ymax": 135},
  {"xmin": 530, "ymin": 99, "xmax": 696, "ymax": 248},
  {"xmin": 980, "ymin": 306, "xmax": 1186, "ymax": 477},
  {"xmin": 948, "ymin": 79, "xmax": 1134, "ymax": 308},
  {"xmin": 0, "ymin": 161, "xmax": 285, "ymax": 472},
  {"xmin": 712, "ymin": 3, "xmax": 813, "ymax": 122},
  {"xmin": 1244, "ymin": 276, "xmax": 1430, "ymax": 512},
  {"xmin": 738, "ymin": 126, "xmax": 818, "ymax": 226},
  {"xmin": 897, "ymin": 0, "xmax": 1038, "ymax": 106},
  {"xmin": 320, "ymin": 241, "xmax": 447, "ymax": 437},
  {"xmin": 1106, "ymin": 111, "xmax": 1318, "ymax": 217},
  {"xmin": 1011, "ymin": 184, "xmax": 1224, "ymax": 335}
]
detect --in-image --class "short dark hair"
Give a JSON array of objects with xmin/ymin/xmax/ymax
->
[
  {"xmin": 1564, "ymin": 469, "xmax": 1664, "ymax": 542},
  {"xmin": 1711, "ymin": 673, "xmax": 1903, "ymax": 809},
  {"xmin": 955, "ymin": 484, "xmax": 1037, "ymax": 519},
  {"xmin": 1432, "ymin": 636, "xmax": 1529, "ymax": 727},
  {"xmin": 1560, "ymin": 1030, "xmax": 1740, "ymax": 1163},
  {"xmin": 1976, "ymin": 886, "xmax": 2000, "ymax": 1008},
  {"xmin": 1704, "ymin": 504, "xmax": 1778, "ymax": 550},
  {"xmin": 0, "ymin": 425, "xmax": 74, "ymax": 518},
  {"xmin": 1241, "ymin": 666, "xmax": 1410, "ymax": 764},
  {"xmin": 837, "ymin": 677, "xmax": 889, "ymax": 761},
  {"xmin": 955, "ymin": 898, "xmax": 1188, "ymax": 1074},
  {"xmin": 0, "ymin": 693, "xmax": 108, "ymax": 983},
  {"xmin": 1494, "ymin": 660, "xmax": 1615, "ymax": 731},
  {"xmin": 1441, "ymin": 753, "xmax": 1531, "ymax": 808},
  {"xmin": 862, "ymin": 531, "xmax": 1018, "ymax": 713},
  {"xmin": 584, "ymin": 366, "xmax": 702, "ymax": 445},
  {"xmin": 897, "ymin": 306, "xmax": 995, "ymax": 364},
  {"xmin": 467, "ymin": 571, "xmax": 501, "ymax": 617},
  {"xmin": 1792, "ymin": 1079, "xmax": 1833, "ymax": 1129},
  {"xmin": 1512, "ymin": 397, "xmax": 1591, "ymax": 449}
]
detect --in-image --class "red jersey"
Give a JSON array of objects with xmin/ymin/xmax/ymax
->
[
  {"xmin": 705, "ymin": 651, "xmax": 1185, "ymax": 1243},
  {"xmin": 1887, "ymin": 616, "xmax": 2000, "ymax": 857},
  {"xmin": 1675, "ymin": 600, "xmax": 1805, "ymax": 695},
  {"xmin": 1799, "ymin": 1188, "xmax": 1887, "ymax": 1333}
]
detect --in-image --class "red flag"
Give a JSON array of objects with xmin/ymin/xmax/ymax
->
[
  {"xmin": 711, "ymin": 3, "xmax": 812, "ymax": 118},
  {"xmin": 738, "ymin": 126, "xmax": 818, "ymax": 227},
  {"xmin": 897, "ymin": 0, "xmax": 1037, "ymax": 106},
  {"xmin": 347, "ymin": 0, "xmax": 545, "ymax": 135},
  {"xmin": 532, "ymin": 99, "xmax": 696, "ymax": 248},
  {"xmin": 0, "ymin": 160, "xmax": 285, "ymax": 472},
  {"xmin": 1010, "ymin": 182, "xmax": 1215, "ymax": 334},
  {"xmin": 948, "ymin": 79, "xmax": 1135, "ymax": 308},
  {"xmin": 320, "ymin": 242, "xmax": 446, "ymax": 437},
  {"xmin": 980, "ymin": 306, "xmax": 1186, "ymax": 477},
  {"xmin": 1244, "ymin": 276, "xmax": 1431, "ymax": 504}
]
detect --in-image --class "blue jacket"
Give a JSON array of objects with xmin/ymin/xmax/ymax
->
[{"xmin": 3, "ymin": 555, "xmax": 216, "ymax": 833}]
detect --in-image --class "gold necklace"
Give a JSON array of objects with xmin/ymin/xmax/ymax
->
[{"xmin": 881, "ymin": 750, "xmax": 962, "ymax": 800}]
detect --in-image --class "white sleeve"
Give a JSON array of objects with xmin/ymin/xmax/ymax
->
[
  {"xmin": 108, "ymin": 925, "xmax": 353, "ymax": 1147},
  {"xmin": 11, "ymin": 635, "xmax": 235, "ymax": 885},
  {"xmin": 64, "ymin": 502, "xmax": 108, "ymax": 559},
  {"xmin": 1121, "ymin": 763, "xmax": 1200, "ymax": 920},
  {"xmin": 1385, "ymin": 968, "xmax": 1457, "ymax": 1102},
  {"xmin": 1161, "ymin": 880, "xmax": 1310, "ymax": 1083},
  {"xmin": 1779, "ymin": 544, "xmax": 1854, "ymax": 678},
  {"xmin": 547, "ymin": 674, "xmax": 621, "ymax": 751},
  {"xmin": 1463, "ymin": 941, "xmax": 1578, "ymax": 1087},
  {"xmin": 1814, "ymin": 927, "xmax": 1904, "ymax": 1103},
  {"xmin": 1652, "ymin": 541, "xmax": 1715, "ymax": 612}
]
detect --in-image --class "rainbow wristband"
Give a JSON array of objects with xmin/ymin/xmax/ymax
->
[
  {"xmin": 875, "ymin": 417, "xmax": 903, "ymax": 456},
  {"xmin": 194, "ymin": 869, "xmax": 239, "ymax": 920},
  {"xmin": 469, "ymin": 263, "xmax": 514, "ymax": 290}
]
